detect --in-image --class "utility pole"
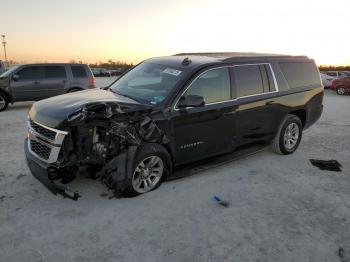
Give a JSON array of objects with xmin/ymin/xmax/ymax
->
[{"xmin": 1, "ymin": 35, "xmax": 7, "ymax": 62}]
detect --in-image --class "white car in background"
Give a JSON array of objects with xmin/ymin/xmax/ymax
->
[{"xmin": 320, "ymin": 73, "xmax": 336, "ymax": 88}]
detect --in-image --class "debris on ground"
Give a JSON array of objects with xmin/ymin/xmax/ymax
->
[
  {"xmin": 16, "ymin": 174, "xmax": 26, "ymax": 180},
  {"xmin": 338, "ymin": 247, "xmax": 347, "ymax": 262},
  {"xmin": 213, "ymin": 195, "xmax": 229, "ymax": 207},
  {"xmin": 100, "ymin": 193, "xmax": 108, "ymax": 198},
  {"xmin": 309, "ymin": 159, "xmax": 342, "ymax": 172},
  {"xmin": 0, "ymin": 195, "xmax": 6, "ymax": 203}
]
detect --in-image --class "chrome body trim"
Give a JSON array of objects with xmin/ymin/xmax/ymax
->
[{"xmin": 27, "ymin": 118, "xmax": 68, "ymax": 164}]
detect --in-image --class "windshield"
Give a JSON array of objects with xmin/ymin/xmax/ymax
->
[
  {"xmin": 110, "ymin": 62, "xmax": 186, "ymax": 105},
  {"xmin": 0, "ymin": 65, "xmax": 20, "ymax": 78}
]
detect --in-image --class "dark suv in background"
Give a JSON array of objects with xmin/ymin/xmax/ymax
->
[
  {"xmin": 25, "ymin": 53, "xmax": 323, "ymax": 199},
  {"xmin": 0, "ymin": 63, "xmax": 95, "ymax": 111}
]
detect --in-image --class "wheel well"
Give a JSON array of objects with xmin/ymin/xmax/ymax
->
[
  {"xmin": 289, "ymin": 109, "xmax": 306, "ymax": 127},
  {"xmin": 0, "ymin": 90, "xmax": 11, "ymax": 102},
  {"xmin": 67, "ymin": 87, "xmax": 83, "ymax": 93}
]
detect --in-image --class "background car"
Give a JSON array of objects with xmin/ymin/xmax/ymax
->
[
  {"xmin": 0, "ymin": 63, "xmax": 96, "ymax": 111},
  {"xmin": 320, "ymin": 73, "xmax": 336, "ymax": 88},
  {"xmin": 91, "ymin": 68, "xmax": 111, "ymax": 77},
  {"xmin": 331, "ymin": 77, "xmax": 350, "ymax": 95},
  {"xmin": 321, "ymin": 70, "xmax": 350, "ymax": 78}
]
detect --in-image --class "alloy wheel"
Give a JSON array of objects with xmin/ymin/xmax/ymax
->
[
  {"xmin": 283, "ymin": 123, "xmax": 299, "ymax": 150},
  {"xmin": 0, "ymin": 96, "xmax": 6, "ymax": 110},
  {"xmin": 132, "ymin": 156, "xmax": 164, "ymax": 193},
  {"xmin": 337, "ymin": 87, "xmax": 346, "ymax": 95}
]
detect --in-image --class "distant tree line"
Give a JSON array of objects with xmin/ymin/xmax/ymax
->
[
  {"xmin": 319, "ymin": 65, "xmax": 350, "ymax": 71},
  {"xmin": 89, "ymin": 59, "xmax": 134, "ymax": 70}
]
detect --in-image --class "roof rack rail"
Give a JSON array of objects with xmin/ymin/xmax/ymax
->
[{"xmin": 174, "ymin": 52, "xmax": 308, "ymax": 60}]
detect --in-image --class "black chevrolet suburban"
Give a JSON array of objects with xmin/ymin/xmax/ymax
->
[{"xmin": 25, "ymin": 53, "xmax": 323, "ymax": 198}]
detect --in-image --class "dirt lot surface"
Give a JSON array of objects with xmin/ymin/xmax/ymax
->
[{"xmin": 0, "ymin": 79, "xmax": 349, "ymax": 262}]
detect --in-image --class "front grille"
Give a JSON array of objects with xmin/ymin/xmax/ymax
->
[
  {"xmin": 30, "ymin": 140, "xmax": 51, "ymax": 160},
  {"xmin": 29, "ymin": 119, "xmax": 57, "ymax": 140}
]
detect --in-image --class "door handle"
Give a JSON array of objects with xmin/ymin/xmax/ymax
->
[
  {"xmin": 33, "ymin": 81, "xmax": 40, "ymax": 85},
  {"xmin": 265, "ymin": 100, "xmax": 274, "ymax": 106},
  {"xmin": 62, "ymin": 80, "xmax": 67, "ymax": 83}
]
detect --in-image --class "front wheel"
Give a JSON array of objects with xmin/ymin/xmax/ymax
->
[
  {"xmin": 271, "ymin": 114, "xmax": 303, "ymax": 155},
  {"xmin": 336, "ymin": 86, "xmax": 347, "ymax": 95},
  {"xmin": 0, "ymin": 93, "xmax": 9, "ymax": 112},
  {"xmin": 123, "ymin": 144, "xmax": 172, "ymax": 197}
]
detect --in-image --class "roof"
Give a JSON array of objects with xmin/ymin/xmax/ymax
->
[{"xmin": 147, "ymin": 52, "xmax": 311, "ymax": 70}]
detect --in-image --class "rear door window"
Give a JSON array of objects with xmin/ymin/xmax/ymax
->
[
  {"xmin": 184, "ymin": 67, "xmax": 231, "ymax": 104},
  {"xmin": 17, "ymin": 66, "xmax": 42, "ymax": 80},
  {"xmin": 71, "ymin": 66, "xmax": 87, "ymax": 78},
  {"xmin": 232, "ymin": 65, "xmax": 264, "ymax": 97},
  {"xmin": 44, "ymin": 66, "xmax": 66, "ymax": 78}
]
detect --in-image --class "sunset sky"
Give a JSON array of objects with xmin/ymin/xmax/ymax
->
[{"xmin": 2, "ymin": 0, "xmax": 350, "ymax": 65}]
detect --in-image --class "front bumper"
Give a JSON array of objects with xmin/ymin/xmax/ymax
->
[{"xmin": 25, "ymin": 138, "xmax": 80, "ymax": 200}]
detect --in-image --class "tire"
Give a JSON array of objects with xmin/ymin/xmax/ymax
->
[
  {"xmin": 0, "ymin": 92, "xmax": 9, "ymax": 112},
  {"xmin": 68, "ymin": 88, "xmax": 82, "ymax": 93},
  {"xmin": 123, "ymin": 143, "xmax": 172, "ymax": 197},
  {"xmin": 271, "ymin": 114, "xmax": 303, "ymax": 155},
  {"xmin": 336, "ymin": 86, "xmax": 347, "ymax": 95}
]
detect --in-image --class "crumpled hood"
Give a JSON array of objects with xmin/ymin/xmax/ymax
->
[{"xmin": 28, "ymin": 88, "xmax": 150, "ymax": 128}]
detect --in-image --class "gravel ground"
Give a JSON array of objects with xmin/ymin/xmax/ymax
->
[{"xmin": 0, "ymin": 80, "xmax": 349, "ymax": 262}]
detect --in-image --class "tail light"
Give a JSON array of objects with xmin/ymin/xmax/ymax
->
[{"xmin": 89, "ymin": 77, "xmax": 96, "ymax": 88}]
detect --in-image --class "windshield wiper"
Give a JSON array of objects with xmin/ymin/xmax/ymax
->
[{"xmin": 110, "ymin": 89, "xmax": 141, "ymax": 103}]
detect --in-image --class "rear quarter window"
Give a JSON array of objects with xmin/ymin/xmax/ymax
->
[
  {"xmin": 71, "ymin": 66, "xmax": 87, "ymax": 78},
  {"xmin": 279, "ymin": 62, "xmax": 320, "ymax": 89}
]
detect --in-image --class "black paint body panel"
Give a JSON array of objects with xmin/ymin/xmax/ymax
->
[{"xmin": 26, "ymin": 54, "xmax": 324, "ymax": 170}]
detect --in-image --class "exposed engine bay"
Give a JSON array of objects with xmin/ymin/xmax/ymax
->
[{"xmin": 28, "ymin": 101, "xmax": 171, "ymax": 200}]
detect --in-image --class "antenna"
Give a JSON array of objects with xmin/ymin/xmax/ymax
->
[{"xmin": 182, "ymin": 57, "xmax": 191, "ymax": 66}]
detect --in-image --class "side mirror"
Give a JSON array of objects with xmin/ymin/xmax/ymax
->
[
  {"xmin": 178, "ymin": 94, "xmax": 205, "ymax": 108},
  {"xmin": 12, "ymin": 74, "xmax": 19, "ymax": 81}
]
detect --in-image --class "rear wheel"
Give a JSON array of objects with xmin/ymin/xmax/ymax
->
[
  {"xmin": 336, "ymin": 86, "xmax": 347, "ymax": 95},
  {"xmin": 0, "ymin": 93, "xmax": 9, "ymax": 112},
  {"xmin": 271, "ymin": 114, "xmax": 303, "ymax": 155}
]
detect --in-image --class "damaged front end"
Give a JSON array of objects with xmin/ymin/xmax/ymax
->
[{"xmin": 25, "ymin": 99, "xmax": 170, "ymax": 200}]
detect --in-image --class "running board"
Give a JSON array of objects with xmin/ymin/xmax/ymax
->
[{"xmin": 168, "ymin": 143, "xmax": 268, "ymax": 181}]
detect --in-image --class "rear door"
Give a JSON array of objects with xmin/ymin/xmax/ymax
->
[
  {"xmin": 231, "ymin": 64, "xmax": 283, "ymax": 146},
  {"xmin": 171, "ymin": 67, "xmax": 238, "ymax": 165},
  {"xmin": 39, "ymin": 65, "xmax": 67, "ymax": 99},
  {"xmin": 11, "ymin": 66, "xmax": 43, "ymax": 101}
]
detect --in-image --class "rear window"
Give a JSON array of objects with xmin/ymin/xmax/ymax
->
[
  {"xmin": 71, "ymin": 66, "xmax": 87, "ymax": 78},
  {"xmin": 279, "ymin": 62, "xmax": 320, "ymax": 89},
  {"xmin": 44, "ymin": 66, "xmax": 66, "ymax": 78},
  {"xmin": 233, "ymin": 65, "xmax": 264, "ymax": 97}
]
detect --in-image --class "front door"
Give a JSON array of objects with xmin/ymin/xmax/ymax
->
[
  {"xmin": 171, "ymin": 67, "xmax": 237, "ymax": 165},
  {"xmin": 11, "ymin": 66, "xmax": 43, "ymax": 101}
]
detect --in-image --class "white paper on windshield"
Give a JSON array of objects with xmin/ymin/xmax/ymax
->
[{"xmin": 162, "ymin": 68, "xmax": 182, "ymax": 76}]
